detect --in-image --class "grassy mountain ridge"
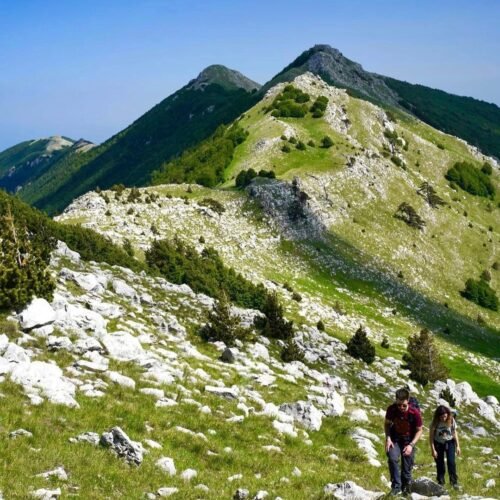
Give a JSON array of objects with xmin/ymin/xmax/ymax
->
[
  {"xmin": 57, "ymin": 74, "xmax": 499, "ymax": 397},
  {"xmin": 17, "ymin": 69, "xmax": 260, "ymax": 215},
  {"xmin": 265, "ymin": 45, "xmax": 500, "ymax": 159}
]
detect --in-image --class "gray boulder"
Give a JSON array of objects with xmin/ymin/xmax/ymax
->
[
  {"xmin": 100, "ymin": 427, "xmax": 144, "ymax": 465},
  {"xmin": 220, "ymin": 347, "xmax": 236, "ymax": 363},
  {"xmin": 279, "ymin": 401, "xmax": 323, "ymax": 431},
  {"xmin": 410, "ymin": 477, "xmax": 447, "ymax": 497},
  {"xmin": 233, "ymin": 489, "xmax": 250, "ymax": 500}
]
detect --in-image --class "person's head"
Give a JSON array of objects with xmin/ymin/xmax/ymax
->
[
  {"xmin": 432, "ymin": 405, "xmax": 453, "ymax": 426},
  {"xmin": 395, "ymin": 388, "xmax": 410, "ymax": 412}
]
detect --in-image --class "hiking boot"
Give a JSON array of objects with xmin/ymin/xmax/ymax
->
[
  {"xmin": 389, "ymin": 488, "xmax": 402, "ymax": 496},
  {"xmin": 452, "ymin": 483, "xmax": 461, "ymax": 491}
]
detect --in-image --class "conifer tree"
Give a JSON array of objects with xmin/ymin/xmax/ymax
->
[
  {"xmin": 200, "ymin": 292, "xmax": 247, "ymax": 347},
  {"xmin": 346, "ymin": 325, "xmax": 375, "ymax": 364},
  {"xmin": 403, "ymin": 328, "xmax": 448, "ymax": 385},
  {"xmin": 0, "ymin": 204, "xmax": 55, "ymax": 311},
  {"xmin": 261, "ymin": 291, "xmax": 294, "ymax": 340},
  {"xmin": 280, "ymin": 339, "xmax": 305, "ymax": 363}
]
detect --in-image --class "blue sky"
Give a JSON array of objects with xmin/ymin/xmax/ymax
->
[{"xmin": 1, "ymin": 0, "xmax": 499, "ymax": 151}]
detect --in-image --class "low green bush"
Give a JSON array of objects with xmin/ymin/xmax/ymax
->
[{"xmin": 445, "ymin": 161, "xmax": 495, "ymax": 198}]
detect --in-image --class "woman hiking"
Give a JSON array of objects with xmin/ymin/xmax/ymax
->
[{"xmin": 429, "ymin": 405, "xmax": 461, "ymax": 490}]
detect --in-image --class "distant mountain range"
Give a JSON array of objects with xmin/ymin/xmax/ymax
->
[{"xmin": 1, "ymin": 44, "xmax": 499, "ymax": 215}]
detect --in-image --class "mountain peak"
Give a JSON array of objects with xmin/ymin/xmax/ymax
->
[
  {"xmin": 268, "ymin": 44, "xmax": 399, "ymax": 107},
  {"xmin": 189, "ymin": 64, "xmax": 260, "ymax": 92}
]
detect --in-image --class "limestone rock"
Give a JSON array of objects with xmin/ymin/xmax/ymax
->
[
  {"xmin": 279, "ymin": 401, "xmax": 323, "ymax": 431},
  {"xmin": 156, "ymin": 457, "xmax": 176, "ymax": 476},
  {"xmin": 323, "ymin": 481, "xmax": 384, "ymax": 499},
  {"xmin": 32, "ymin": 488, "xmax": 61, "ymax": 499},
  {"xmin": 101, "ymin": 331, "xmax": 144, "ymax": 361},
  {"xmin": 100, "ymin": 427, "xmax": 144, "ymax": 465},
  {"xmin": 410, "ymin": 477, "xmax": 447, "ymax": 497},
  {"xmin": 19, "ymin": 298, "xmax": 56, "ymax": 331}
]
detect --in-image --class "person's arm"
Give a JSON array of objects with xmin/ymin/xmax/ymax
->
[
  {"xmin": 453, "ymin": 419, "xmax": 461, "ymax": 456},
  {"xmin": 384, "ymin": 418, "xmax": 394, "ymax": 452},
  {"xmin": 429, "ymin": 424, "xmax": 437, "ymax": 458},
  {"xmin": 403, "ymin": 426, "xmax": 422, "ymax": 456}
]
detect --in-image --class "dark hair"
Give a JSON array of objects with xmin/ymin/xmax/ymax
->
[
  {"xmin": 431, "ymin": 405, "xmax": 453, "ymax": 427},
  {"xmin": 395, "ymin": 388, "xmax": 410, "ymax": 401}
]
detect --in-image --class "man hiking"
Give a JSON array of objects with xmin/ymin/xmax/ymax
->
[{"xmin": 385, "ymin": 387, "xmax": 423, "ymax": 495}]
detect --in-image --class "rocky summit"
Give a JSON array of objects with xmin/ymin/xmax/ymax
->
[{"xmin": 0, "ymin": 71, "xmax": 499, "ymax": 499}]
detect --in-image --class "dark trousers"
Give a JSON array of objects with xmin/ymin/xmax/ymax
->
[
  {"xmin": 387, "ymin": 441, "xmax": 415, "ymax": 491},
  {"xmin": 434, "ymin": 440, "xmax": 457, "ymax": 485}
]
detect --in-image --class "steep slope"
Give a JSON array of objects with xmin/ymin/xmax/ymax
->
[
  {"xmin": 22, "ymin": 66, "xmax": 260, "ymax": 215},
  {"xmin": 0, "ymin": 136, "xmax": 85, "ymax": 193},
  {"xmin": 63, "ymin": 73, "xmax": 499, "ymax": 393},
  {"xmin": 265, "ymin": 45, "xmax": 500, "ymax": 158}
]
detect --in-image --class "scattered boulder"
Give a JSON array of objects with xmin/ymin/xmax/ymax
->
[
  {"xmin": 233, "ymin": 489, "xmax": 250, "ymax": 499},
  {"xmin": 100, "ymin": 427, "xmax": 144, "ymax": 465},
  {"xmin": 220, "ymin": 347, "xmax": 236, "ymax": 363},
  {"xmin": 279, "ymin": 401, "xmax": 323, "ymax": 431},
  {"xmin": 157, "ymin": 487, "xmax": 178, "ymax": 497},
  {"xmin": 323, "ymin": 481, "xmax": 384, "ymax": 499},
  {"xmin": 101, "ymin": 332, "xmax": 144, "ymax": 361},
  {"xmin": 156, "ymin": 457, "xmax": 176, "ymax": 476},
  {"xmin": 69, "ymin": 432, "xmax": 100, "ymax": 446},
  {"xmin": 181, "ymin": 468, "xmax": 197, "ymax": 481},
  {"xmin": 35, "ymin": 466, "xmax": 68, "ymax": 481},
  {"xmin": 31, "ymin": 488, "xmax": 61, "ymax": 499},
  {"xmin": 205, "ymin": 385, "xmax": 239, "ymax": 400},
  {"xmin": 19, "ymin": 298, "xmax": 56, "ymax": 331},
  {"xmin": 410, "ymin": 477, "xmax": 447, "ymax": 497},
  {"xmin": 9, "ymin": 428, "xmax": 33, "ymax": 439}
]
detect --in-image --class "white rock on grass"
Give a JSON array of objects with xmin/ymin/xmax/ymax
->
[
  {"xmin": 323, "ymin": 481, "xmax": 384, "ymax": 499},
  {"xmin": 101, "ymin": 331, "xmax": 144, "ymax": 361},
  {"xmin": 157, "ymin": 487, "xmax": 178, "ymax": 497},
  {"xmin": 10, "ymin": 361, "xmax": 78, "ymax": 407},
  {"xmin": 279, "ymin": 401, "xmax": 323, "ymax": 431},
  {"xmin": 349, "ymin": 409, "xmax": 369, "ymax": 423},
  {"xmin": 35, "ymin": 466, "xmax": 68, "ymax": 481},
  {"xmin": 485, "ymin": 479, "xmax": 496, "ymax": 488},
  {"xmin": 69, "ymin": 432, "xmax": 100, "ymax": 445},
  {"xmin": 9, "ymin": 428, "xmax": 33, "ymax": 439},
  {"xmin": 106, "ymin": 371, "xmax": 136, "ymax": 389},
  {"xmin": 181, "ymin": 468, "xmax": 197, "ymax": 481},
  {"xmin": 19, "ymin": 298, "xmax": 56, "ymax": 331},
  {"xmin": 100, "ymin": 427, "xmax": 144, "ymax": 465},
  {"xmin": 273, "ymin": 420, "xmax": 297, "ymax": 437},
  {"xmin": 205, "ymin": 385, "xmax": 239, "ymax": 399},
  {"xmin": 0, "ymin": 334, "xmax": 8, "ymax": 355},
  {"xmin": 156, "ymin": 457, "xmax": 176, "ymax": 476},
  {"xmin": 144, "ymin": 439, "xmax": 162, "ymax": 449},
  {"xmin": 112, "ymin": 279, "xmax": 137, "ymax": 299},
  {"xmin": 31, "ymin": 488, "xmax": 61, "ymax": 499},
  {"xmin": 140, "ymin": 388, "xmax": 164, "ymax": 399}
]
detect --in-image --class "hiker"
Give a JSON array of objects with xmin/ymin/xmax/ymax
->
[
  {"xmin": 429, "ymin": 405, "xmax": 461, "ymax": 490},
  {"xmin": 384, "ymin": 387, "xmax": 423, "ymax": 495}
]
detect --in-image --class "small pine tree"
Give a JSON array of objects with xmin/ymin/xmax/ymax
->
[
  {"xmin": 403, "ymin": 328, "xmax": 448, "ymax": 385},
  {"xmin": 381, "ymin": 335, "xmax": 390, "ymax": 349},
  {"xmin": 321, "ymin": 136, "xmax": 334, "ymax": 148},
  {"xmin": 346, "ymin": 326, "xmax": 375, "ymax": 364},
  {"xmin": 261, "ymin": 292, "xmax": 294, "ymax": 340},
  {"xmin": 0, "ymin": 205, "xmax": 55, "ymax": 311},
  {"xmin": 317, "ymin": 320, "xmax": 325, "ymax": 331},
  {"xmin": 122, "ymin": 239, "xmax": 134, "ymax": 257},
  {"xmin": 200, "ymin": 293, "xmax": 247, "ymax": 347},
  {"xmin": 440, "ymin": 386, "xmax": 456, "ymax": 408},
  {"xmin": 280, "ymin": 339, "xmax": 305, "ymax": 363}
]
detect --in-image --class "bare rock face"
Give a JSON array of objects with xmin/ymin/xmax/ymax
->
[{"xmin": 100, "ymin": 427, "xmax": 144, "ymax": 465}]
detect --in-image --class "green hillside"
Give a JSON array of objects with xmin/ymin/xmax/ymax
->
[{"xmin": 20, "ymin": 69, "xmax": 260, "ymax": 215}]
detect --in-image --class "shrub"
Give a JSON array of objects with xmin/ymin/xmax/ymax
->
[
  {"xmin": 307, "ymin": 140, "xmax": 315, "ymax": 147},
  {"xmin": 440, "ymin": 387, "xmax": 456, "ymax": 408},
  {"xmin": 481, "ymin": 162, "xmax": 493, "ymax": 175},
  {"xmin": 321, "ymin": 136, "xmax": 334, "ymax": 148},
  {"xmin": 316, "ymin": 320, "xmax": 325, "ymax": 331},
  {"xmin": 391, "ymin": 155, "xmax": 403, "ymax": 167},
  {"xmin": 384, "ymin": 129, "xmax": 398, "ymax": 142},
  {"xmin": 200, "ymin": 292, "xmax": 248, "ymax": 347},
  {"xmin": 123, "ymin": 239, "xmax": 134, "ymax": 257},
  {"xmin": 481, "ymin": 269, "xmax": 492, "ymax": 282},
  {"xmin": 268, "ymin": 85, "xmax": 310, "ymax": 118},
  {"xmin": 110, "ymin": 183, "xmax": 126, "ymax": 196},
  {"xmin": 146, "ymin": 238, "xmax": 267, "ymax": 310},
  {"xmin": 288, "ymin": 136, "xmax": 297, "ymax": 144},
  {"xmin": 260, "ymin": 291, "xmax": 294, "ymax": 341},
  {"xmin": 403, "ymin": 328, "xmax": 448, "ymax": 385},
  {"xmin": 445, "ymin": 161, "xmax": 495, "ymax": 198},
  {"xmin": 280, "ymin": 339, "xmax": 305, "ymax": 363},
  {"xmin": 258, "ymin": 170, "xmax": 276, "ymax": 179},
  {"xmin": 461, "ymin": 278, "xmax": 498, "ymax": 311},
  {"xmin": 310, "ymin": 95, "xmax": 328, "ymax": 118},
  {"xmin": 381, "ymin": 335, "xmax": 390, "ymax": 349},
  {"xmin": 199, "ymin": 198, "xmax": 225, "ymax": 215},
  {"xmin": 417, "ymin": 182, "xmax": 446, "ymax": 208},
  {"xmin": 346, "ymin": 326, "xmax": 375, "ymax": 364},
  {"xmin": 437, "ymin": 143, "xmax": 445, "ymax": 150},
  {"xmin": 235, "ymin": 168, "xmax": 257, "ymax": 188},
  {"xmin": 281, "ymin": 144, "xmax": 291, "ymax": 153},
  {"xmin": 296, "ymin": 141, "xmax": 306, "ymax": 151},
  {"xmin": 394, "ymin": 202, "xmax": 426, "ymax": 230},
  {"xmin": 291, "ymin": 292, "xmax": 302, "ymax": 302}
]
